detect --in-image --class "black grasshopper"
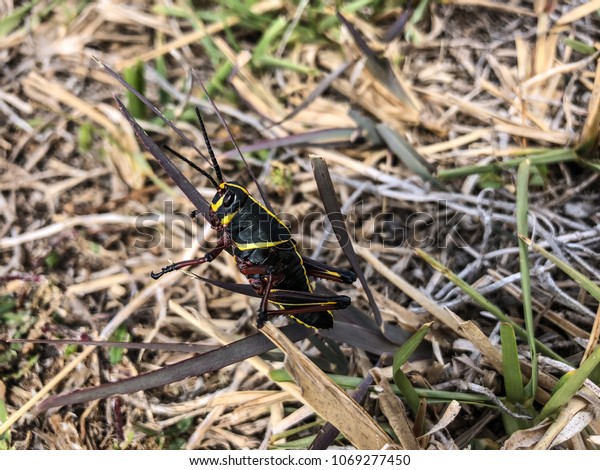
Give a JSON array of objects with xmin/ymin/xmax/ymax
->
[
  {"xmin": 104, "ymin": 64, "xmax": 356, "ymax": 329},
  {"xmin": 150, "ymin": 110, "xmax": 357, "ymax": 329}
]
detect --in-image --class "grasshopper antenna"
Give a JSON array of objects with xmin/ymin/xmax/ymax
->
[
  {"xmin": 113, "ymin": 95, "xmax": 210, "ymax": 219},
  {"xmin": 163, "ymin": 145, "xmax": 219, "ymax": 190},
  {"xmin": 96, "ymin": 59, "xmax": 213, "ymax": 168},
  {"xmin": 195, "ymin": 108, "xmax": 224, "ymax": 185},
  {"xmin": 191, "ymin": 69, "xmax": 275, "ymax": 213}
]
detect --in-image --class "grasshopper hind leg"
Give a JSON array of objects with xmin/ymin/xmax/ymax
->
[
  {"xmin": 239, "ymin": 265, "xmax": 350, "ymax": 330},
  {"xmin": 265, "ymin": 292, "xmax": 351, "ymax": 330}
]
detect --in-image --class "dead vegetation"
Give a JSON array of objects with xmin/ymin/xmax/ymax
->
[{"xmin": 1, "ymin": 0, "xmax": 600, "ymax": 450}]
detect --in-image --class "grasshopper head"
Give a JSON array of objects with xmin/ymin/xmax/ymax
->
[{"xmin": 210, "ymin": 182, "xmax": 249, "ymax": 226}]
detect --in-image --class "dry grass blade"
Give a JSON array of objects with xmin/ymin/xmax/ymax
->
[
  {"xmin": 555, "ymin": 0, "xmax": 600, "ymax": 26},
  {"xmin": 457, "ymin": 320, "xmax": 504, "ymax": 376},
  {"xmin": 420, "ymin": 400, "xmax": 461, "ymax": 438},
  {"xmin": 0, "ymin": 345, "xmax": 97, "ymax": 437},
  {"xmin": 0, "ymin": 214, "xmax": 139, "ymax": 249},
  {"xmin": 260, "ymin": 323, "xmax": 393, "ymax": 450},
  {"xmin": 493, "ymin": 123, "xmax": 571, "ymax": 146},
  {"xmin": 535, "ymin": 398, "xmax": 593, "ymax": 449},
  {"xmin": 310, "ymin": 356, "xmax": 383, "ymax": 450},
  {"xmin": 582, "ymin": 304, "xmax": 600, "ymax": 364},
  {"xmin": 22, "ymin": 73, "xmax": 121, "ymax": 137},
  {"xmin": 503, "ymin": 422, "xmax": 551, "ymax": 450},
  {"xmin": 356, "ymin": 247, "xmax": 462, "ymax": 336},
  {"xmin": 580, "ymin": 58, "xmax": 600, "ymax": 157},
  {"xmin": 443, "ymin": 0, "xmax": 535, "ymax": 16},
  {"xmin": 268, "ymin": 60, "xmax": 354, "ymax": 127},
  {"xmin": 371, "ymin": 368, "xmax": 420, "ymax": 450},
  {"xmin": 3, "ymin": 338, "xmax": 215, "ymax": 354},
  {"xmin": 116, "ymin": 0, "xmax": 285, "ymax": 68}
]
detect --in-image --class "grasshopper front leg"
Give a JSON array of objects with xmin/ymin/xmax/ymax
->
[{"xmin": 150, "ymin": 234, "xmax": 232, "ymax": 279}]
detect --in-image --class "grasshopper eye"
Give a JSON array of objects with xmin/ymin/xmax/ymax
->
[{"xmin": 223, "ymin": 191, "xmax": 235, "ymax": 207}]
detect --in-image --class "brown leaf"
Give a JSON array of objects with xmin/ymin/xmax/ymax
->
[{"xmin": 371, "ymin": 368, "xmax": 421, "ymax": 450}]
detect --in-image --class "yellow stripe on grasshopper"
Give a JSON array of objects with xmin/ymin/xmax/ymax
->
[
  {"xmin": 210, "ymin": 197, "xmax": 223, "ymax": 212},
  {"xmin": 226, "ymin": 182, "xmax": 287, "ymax": 228},
  {"xmin": 233, "ymin": 239, "xmax": 289, "ymax": 251},
  {"xmin": 221, "ymin": 211, "xmax": 238, "ymax": 226},
  {"xmin": 210, "ymin": 182, "xmax": 229, "ymax": 212},
  {"xmin": 270, "ymin": 301, "xmax": 334, "ymax": 331}
]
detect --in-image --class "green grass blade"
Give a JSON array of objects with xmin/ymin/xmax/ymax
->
[
  {"xmin": 393, "ymin": 322, "xmax": 432, "ymax": 365},
  {"xmin": 124, "ymin": 61, "xmax": 146, "ymax": 120},
  {"xmin": 499, "ymin": 323, "xmax": 532, "ymax": 435},
  {"xmin": 0, "ymin": 0, "xmax": 37, "ymax": 37},
  {"xmin": 109, "ymin": 325, "xmax": 130, "ymax": 365},
  {"xmin": 405, "ymin": 0, "xmax": 430, "ymax": 43},
  {"xmin": 516, "ymin": 159, "xmax": 537, "ymax": 396},
  {"xmin": 0, "ymin": 397, "xmax": 10, "ymax": 449},
  {"xmin": 255, "ymin": 55, "xmax": 317, "ymax": 74},
  {"xmin": 207, "ymin": 60, "xmax": 234, "ymax": 96},
  {"xmin": 415, "ymin": 249, "xmax": 565, "ymax": 363},
  {"xmin": 393, "ymin": 369, "xmax": 420, "ymax": 414},
  {"xmin": 271, "ymin": 418, "xmax": 325, "ymax": 443},
  {"xmin": 392, "ymin": 323, "xmax": 432, "ymax": 414},
  {"xmin": 376, "ymin": 124, "xmax": 445, "ymax": 190},
  {"xmin": 562, "ymin": 38, "xmax": 597, "ymax": 55},
  {"xmin": 253, "ymin": 16, "xmax": 287, "ymax": 62},
  {"xmin": 437, "ymin": 148, "xmax": 577, "ymax": 180},
  {"xmin": 520, "ymin": 237, "xmax": 600, "ymax": 303},
  {"xmin": 270, "ymin": 370, "xmax": 491, "ymax": 404},
  {"xmin": 538, "ymin": 345, "xmax": 600, "ymax": 422},
  {"xmin": 500, "ymin": 323, "xmax": 525, "ymax": 404},
  {"xmin": 155, "ymin": 56, "xmax": 170, "ymax": 106}
]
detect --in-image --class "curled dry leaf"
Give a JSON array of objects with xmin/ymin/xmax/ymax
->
[
  {"xmin": 503, "ymin": 421, "xmax": 551, "ymax": 450},
  {"xmin": 420, "ymin": 400, "xmax": 461, "ymax": 438},
  {"xmin": 535, "ymin": 398, "xmax": 593, "ymax": 449}
]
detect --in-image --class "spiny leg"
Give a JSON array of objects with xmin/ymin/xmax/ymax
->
[
  {"xmin": 260, "ymin": 287, "xmax": 350, "ymax": 330},
  {"xmin": 301, "ymin": 256, "xmax": 357, "ymax": 284},
  {"xmin": 256, "ymin": 267, "xmax": 275, "ymax": 329},
  {"xmin": 151, "ymin": 239, "xmax": 229, "ymax": 279},
  {"xmin": 238, "ymin": 264, "xmax": 282, "ymax": 329},
  {"xmin": 237, "ymin": 264, "xmax": 350, "ymax": 329},
  {"xmin": 264, "ymin": 294, "xmax": 350, "ymax": 317},
  {"xmin": 265, "ymin": 290, "xmax": 351, "ymax": 329}
]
